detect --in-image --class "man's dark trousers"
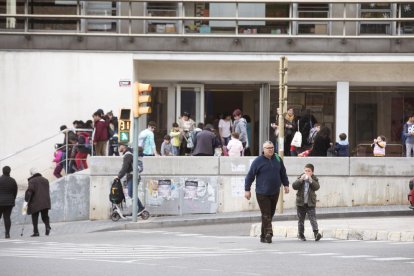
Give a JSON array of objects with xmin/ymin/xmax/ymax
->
[{"xmin": 256, "ymin": 191, "xmax": 280, "ymax": 238}]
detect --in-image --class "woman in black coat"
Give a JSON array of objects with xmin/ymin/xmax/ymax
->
[
  {"xmin": 310, "ymin": 127, "xmax": 332, "ymax": 156},
  {"xmin": 0, "ymin": 166, "xmax": 18, "ymax": 239},
  {"xmin": 25, "ymin": 168, "xmax": 51, "ymax": 237}
]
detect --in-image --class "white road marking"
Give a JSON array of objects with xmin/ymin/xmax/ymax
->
[
  {"xmin": 301, "ymin": 253, "xmax": 340, "ymax": 256},
  {"xmin": 332, "ymin": 240, "xmax": 361, "ymax": 243},
  {"xmin": 233, "ymin": 272, "xmax": 261, "ymax": 276},
  {"xmin": 334, "ymin": 255, "xmax": 376, "ymax": 258},
  {"xmin": 369, "ymin": 257, "xmax": 414, "ymax": 261},
  {"xmin": 0, "ymin": 240, "xmax": 264, "ymax": 263}
]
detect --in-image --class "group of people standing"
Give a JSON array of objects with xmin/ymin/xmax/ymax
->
[
  {"xmin": 155, "ymin": 109, "xmax": 252, "ymax": 157},
  {"xmin": 53, "ymin": 109, "xmax": 119, "ymax": 178},
  {"xmin": 271, "ymin": 107, "xmax": 349, "ymax": 157},
  {"xmin": 0, "ymin": 166, "xmax": 51, "ymax": 239}
]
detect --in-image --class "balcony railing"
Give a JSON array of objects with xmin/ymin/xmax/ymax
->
[{"xmin": 0, "ymin": 0, "xmax": 414, "ymax": 38}]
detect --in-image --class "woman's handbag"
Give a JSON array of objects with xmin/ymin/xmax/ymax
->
[
  {"xmin": 290, "ymin": 120, "xmax": 302, "ymax": 147},
  {"xmin": 291, "ymin": 131, "xmax": 302, "ymax": 147}
]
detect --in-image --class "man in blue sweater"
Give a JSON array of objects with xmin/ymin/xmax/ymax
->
[{"xmin": 245, "ymin": 141, "xmax": 290, "ymax": 244}]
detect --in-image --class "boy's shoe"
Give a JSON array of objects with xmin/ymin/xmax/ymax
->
[
  {"xmin": 314, "ymin": 232, "xmax": 322, "ymax": 241},
  {"xmin": 265, "ymin": 233, "xmax": 272, "ymax": 244},
  {"xmin": 297, "ymin": 234, "xmax": 306, "ymax": 241},
  {"xmin": 260, "ymin": 236, "xmax": 266, "ymax": 243},
  {"xmin": 31, "ymin": 233, "xmax": 40, "ymax": 237},
  {"xmin": 46, "ymin": 227, "xmax": 51, "ymax": 236}
]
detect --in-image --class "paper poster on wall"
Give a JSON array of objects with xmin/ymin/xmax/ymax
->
[
  {"xmin": 184, "ymin": 180, "xmax": 198, "ymax": 199},
  {"xmin": 158, "ymin": 180, "xmax": 172, "ymax": 198},
  {"xmin": 148, "ymin": 180, "xmax": 159, "ymax": 197}
]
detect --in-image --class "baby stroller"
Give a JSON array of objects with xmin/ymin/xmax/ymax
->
[
  {"xmin": 409, "ymin": 177, "xmax": 414, "ymax": 210},
  {"xmin": 109, "ymin": 178, "xmax": 150, "ymax": 221}
]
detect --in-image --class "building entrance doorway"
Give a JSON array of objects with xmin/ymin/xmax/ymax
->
[{"xmin": 204, "ymin": 84, "xmax": 261, "ymax": 155}]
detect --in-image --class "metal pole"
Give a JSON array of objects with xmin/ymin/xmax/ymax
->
[
  {"xmin": 132, "ymin": 116, "xmax": 139, "ymax": 222},
  {"xmin": 277, "ymin": 56, "xmax": 288, "ymax": 214},
  {"xmin": 65, "ymin": 130, "xmax": 69, "ymax": 174}
]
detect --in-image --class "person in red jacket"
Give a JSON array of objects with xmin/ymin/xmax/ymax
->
[{"xmin": 92, "ymin": 111, "xmax": 109, "ymax": 156}]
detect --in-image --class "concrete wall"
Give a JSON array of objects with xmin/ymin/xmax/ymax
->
[
  {"xmin": 11, "ymin": 171, "xmax": 90, "ymax": 225},
  {"xmin": 89, "ymin": 156, "xmax": 411, "ymax": 220},
  {"xmin": 0, "ymin": 51, "xmax": 133, "ymax": 185}
]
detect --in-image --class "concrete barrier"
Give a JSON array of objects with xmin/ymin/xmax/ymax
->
[
  {"xmin": 11, "ymin": 171, "xmax": 90, "ymax": 224},
  {"xmin": 88, "ymin": 156, "xmax": 412, "ymax": 220}
]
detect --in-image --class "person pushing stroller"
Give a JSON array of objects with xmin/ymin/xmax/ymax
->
[{"xmin": 115, "ymin": 143, "xmax": 146, "ymax": 216}]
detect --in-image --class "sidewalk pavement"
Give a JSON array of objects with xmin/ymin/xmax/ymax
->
[{"xmin": 4, "ymin": 205, "xmax": 413, "ymax": 241}]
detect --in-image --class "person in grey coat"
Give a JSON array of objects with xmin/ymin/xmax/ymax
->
[
  {"xmin": 232, "ymin": 109, "xmax": 248, "ymax": 154},
  {"xmin": 25, "ymin": 168, "xmax": 51, "ymax": 237},
  {"xmin": 192, "ymin": 124, "xmax": 217, "ymax": 156},
  {"xmin": 0, "ymin": 166, "xmax": 18, "ymax": 239}
]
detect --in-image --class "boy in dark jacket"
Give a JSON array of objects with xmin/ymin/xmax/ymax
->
[
  {"xmin": 334, "ymin": 133, "xmax": 349, "ymax": 157},
  {"xmin": 292, "ymin": 163, "xmax": 322, "ymax": 241}
]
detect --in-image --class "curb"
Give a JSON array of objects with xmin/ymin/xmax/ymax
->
[
  {"xmin": 250, "ymin": 224, "xmax": 414, "ymax": 242},
  {"xmin": 97, "ymin": 208, "xmax": 413, "ymax": 232}
]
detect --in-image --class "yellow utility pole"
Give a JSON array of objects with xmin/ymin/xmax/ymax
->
[{"xmin": 277, "ymin": 56, "xmax": 288, "ymax": 214}]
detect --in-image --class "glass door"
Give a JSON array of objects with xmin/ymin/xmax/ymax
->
[{"xmin": 176, "ymin": 84, "xmax": 205, "ymax": 124}]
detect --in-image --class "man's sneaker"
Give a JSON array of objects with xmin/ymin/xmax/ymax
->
[
  {"xmin": 260, "ymin": 236, "xmax": 266, "ymax": 243},
  {"xmin": 315, "ymin": 232, "xmax": 322, "ymax": 241},
  {"xmin": 265, "ymin": 233, "xmax": 272, "ymax": 244},
  {"xmin": 137, "ymin": 209, "xmax": 145, "ymax": 216},
  {"xmin": 297, "ymin": 234, "xmax": 306, "ymax": 241},
  {"xmin": 45, "ymin": 227, "xmax": 51, "ymax": 236}
]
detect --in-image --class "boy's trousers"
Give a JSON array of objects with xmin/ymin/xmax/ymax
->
[{"xmin": 297, "ymin": 204, "xmax": 318, "ymax": 234}]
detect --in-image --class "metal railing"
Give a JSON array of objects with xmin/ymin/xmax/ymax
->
[
  {"xmin": 0, "ymin": 128, "xmax": 95, "ymax": 180},
  {"xmin": 1, "ymin": 0, "xmax": 414, "ymax": 38}
]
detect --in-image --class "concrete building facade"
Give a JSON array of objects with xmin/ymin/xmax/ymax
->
[{"xmin": 1, "ymin": 1, "xmax": 414, "ymax": 183}]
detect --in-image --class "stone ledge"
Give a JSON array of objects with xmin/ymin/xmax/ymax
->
[{"xmin": 250, "ymin": 223, "xmax": 414, "ymax": 242}]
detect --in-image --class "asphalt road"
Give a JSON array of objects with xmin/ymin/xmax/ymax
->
[{"xmin": 0, "ymin": 223, "xmax": 412, "ymax": 276}]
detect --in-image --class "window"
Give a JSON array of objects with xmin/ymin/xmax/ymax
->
[
  {"xmin": 400, "ymin": 3, "xmax": 414, "ymax": 34},
  {"xmin": 238, "ymin": 3, "xmax": 289, "ymax": 35},
  {"xmin": 0, "ymin": 0, "xmax": 25, "ymax": 30},
  {"xmin": 85, "ymin": 1, "xmax": 118, "ymax": 32},
  {"xmin": 30, "ymin": 0, "xmax": 78, "ymax": 31},
  {"xmin": 183, "ymin": 2, "xmax": 289, "ymax": 35},
  {"xmin": 297, "ymin": 3, "xmax": 329, "ymax": 35},
  {"xmin": 360, "ymin": 3, "xmax": 392, "ymax": 35},
  {"xmin": 146, "ymin": 2, "xmax": 178, "ymax": 33}
]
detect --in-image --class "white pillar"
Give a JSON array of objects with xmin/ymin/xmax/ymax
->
[
  {"xmin": 259, "ymin": 83, "xmax": 270, "ymax": 154},
  {"xmin": 6, "ymin": 0, "xmax": 17, "ymax": 29},
  {"xmin": 336, "ymin": 81, "xmax": 349, "ymax": 142}
]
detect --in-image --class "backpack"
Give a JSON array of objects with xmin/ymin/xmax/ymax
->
[
  {"xmin": 109, "ymin": 178, "xmax": 125, "ymax": 205},
  {"xmin": 78, "ymin": 134, "xmax": 91, "ymax": 154}
]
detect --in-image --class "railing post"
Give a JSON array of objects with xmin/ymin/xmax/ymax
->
[{"xmin": 65, "ymin": 129, "xmax": 69, "ymax": 175}]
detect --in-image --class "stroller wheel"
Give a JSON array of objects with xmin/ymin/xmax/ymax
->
[
  {"xmin": 140, "ymin": 210, "xmax": 150, "ymax": 220},
  {"xmin": 111, "ymin": 212, "xmax": 121, "ymax": 222}
]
